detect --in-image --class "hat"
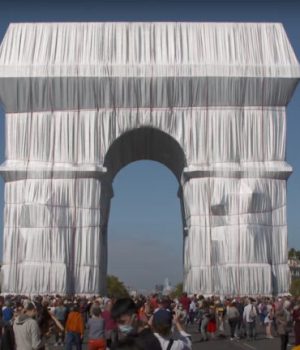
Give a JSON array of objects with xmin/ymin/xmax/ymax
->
[{"xmin": 153, "ymin": 309, "xmax": 172, "ymax": 326}]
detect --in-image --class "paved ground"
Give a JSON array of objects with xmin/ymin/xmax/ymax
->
[
  {"xmin": 189, "ymin": 327, "xmax": 290, "ymax": 350},
  {"xmin": 44, "ymin": 324, "xmax": 295, "ymax": 349}
]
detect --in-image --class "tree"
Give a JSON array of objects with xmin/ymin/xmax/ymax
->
[
  {"xmin": 170, "ymin": 282, "xmax": 183, "ymax": 299},
  {"xmin": 107, "ymin": 275, "xmax": 129, "ymax": 299},
  {"xmin": 290, "ymin": 278, "xmax": 300, "ymax": 296},
  {"xmin": 289, "ymin": 248, "xmax": 296, "ymax": 259}
]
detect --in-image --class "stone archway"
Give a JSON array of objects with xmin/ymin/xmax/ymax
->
[
  {"xmin": 104, "ymin": 127, "xmax": 187, "ymax": 180},
  {"xmin": 103, "ymin": 126, "xmax": 187, "ymax": 292},
  {"xmin": 0, "ymin": 22, "xmax": 299, "ymax": 295}
]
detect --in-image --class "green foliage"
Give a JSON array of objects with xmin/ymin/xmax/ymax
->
[
  {"xmin": 289, "ymin": 248, "xmax": 296, "ymax": 258},
  {"xmin": 107, "ymin": 275, "xmax": 129, "ymax": 299},
  {"xmin": 289, "ymin": 248, "xmax": 300, "ymax": 260},
  {"xmin": 170, "ymin": 282, "xmax": 183, "ymax": 299},
  {"xmin": 290, "ymin": 278, "xmax": 300, "ymax": 296}
]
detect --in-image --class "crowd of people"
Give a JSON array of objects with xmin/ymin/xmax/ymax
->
[{"xmin": 0, "ymin": 293, "xmax": 300, "ymax": 350}]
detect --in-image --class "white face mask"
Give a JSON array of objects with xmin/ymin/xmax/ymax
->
[
  {"xmin": 118, "ymin": 314, "xmax": 136, "ymax": 334},
  {"xmin": 118, "ymin": 324, "xmax": 134, "ymax": 334}
]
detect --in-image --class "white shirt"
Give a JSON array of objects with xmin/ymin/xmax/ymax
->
[
  {"xmin": 189, "ymin": 301, "xmax": 197, "ymax": 312},
  {"xmin": 243, "ymin": 303, "xmax": 257, "ymax": 323},
  {"xmin": 154, "ymin": 330, "xmax": 192, "ymax": 350}
]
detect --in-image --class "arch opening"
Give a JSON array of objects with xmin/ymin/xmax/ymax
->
[
  {"xmin": 107, "ymin": 160, "xmax": 184, "ymax": 292},
  {"xmin": 103, "ymin": 127, "xmax": 187, "ymax": 292},
  {"xmin": 104, "ymin": 127, "xmax": 187, "ymax": 182}
]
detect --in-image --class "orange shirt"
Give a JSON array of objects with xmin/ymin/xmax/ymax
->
[{"xmin": 65, "ymin": 311, "xmax": 85, "ymax": 336}]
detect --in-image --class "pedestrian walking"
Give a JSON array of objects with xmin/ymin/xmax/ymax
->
[
  {"xmin": 276, "ymin": 305, "xmax": 290, "ymax": 350},
  {"xmin": 13, "ymin": 301, "xmax": 44, "ymax": 350},
  {"xmin": 65, "ymin": 304, "xmax": 85, "ymax": 350},
  {"xmin": 227, "ymin": 301, "xmax": 240, "ymax": 340},
  {"xmin": 243, "ymin": 298, "xmax": 257, "ymax": 340},
  {"xmin": 111, "ymin": 298, "xmax": 162, "ymax": 350},
  {"xmin": 87, "ymin": 306, "xmax": 106, "ymax": 350},
  {"xmin": 152, "ymin": 309, "xmax": 192, "ymax": 350}
]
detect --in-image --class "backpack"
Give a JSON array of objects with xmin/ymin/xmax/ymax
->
[{"xmin": 167, "ymin": 339, "xmax": 174, "ymax": 350}]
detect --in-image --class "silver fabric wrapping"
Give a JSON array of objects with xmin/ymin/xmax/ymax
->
[{"xmin": 0, "ymin": 22, "xmax": 299, "ymax": 295}]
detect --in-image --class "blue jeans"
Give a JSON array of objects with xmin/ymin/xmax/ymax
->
[{"xmin": 65, "ymin": 331, "xmax": 82, "ymax": 350}]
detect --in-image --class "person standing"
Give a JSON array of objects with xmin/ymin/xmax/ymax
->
[
  {"xmin": 111, "ymin": 298, "xmax": 162, "ymax": 350},
  {"xmin": 264, "ymin": 301, "xmax": 274, "ymax": 339},
  {"xmin": 2, "ymin": 300, "xmax": 14, "ymax": 325},
  {"xmin": 65, "ymin": 304, "xmax": 85, "ymax": 350},
  {"xmin": 206, "ymin": 305, "xmax": 217, "ymax": 339},
  {"xmin": 226, "ymin": 301, "xmax": 240, "ymax": 340},
  {"xmin": 243, "ymin": 298, "xmax": 257, "ymax": 341},
  {"xmin": 187, "ymin": 298, "xmax": 197, "ymax": 325},
  {"xmin": 13, "ymin": 301, "xmax": 44, "ymax": 350},
  {"xmin": 199, "ymin": 301, "xmax": 210, "ymax": 341},
  {"xmin": 152, "ymin": 309, "xmax": 192, "ymax": 350},
  {"xmin": 276, "ymin": 305, "xmax": 290, "ymax": 350},
  {"xmin": 1, "ymin": 299, "xmax": 15, "ymax": 350},
  {"xmin": 102, "ymin": 300, "xmax": 118, "ymax": 349},
  {"xmin": 179, "ymin": 294, "xmax": 191, "ymax": 320},
  {"xmin": 53, "ymin": 299, "xmax": 67, "ymax": 346},
  {"xmin": 234, "ymin": 299, "xmax": 245, "ymax": 338},
  {"xmin": 293, "ymin": 301, "xmax": 300, "ymax": 346},
  {"xmin": 87, "ymin": 306, "xmax": 106, "ymax": 350}
]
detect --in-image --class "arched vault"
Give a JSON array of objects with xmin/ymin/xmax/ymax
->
[{"xmin": 104, "ymin": 127, "xmax": 187, "ymax": 182}]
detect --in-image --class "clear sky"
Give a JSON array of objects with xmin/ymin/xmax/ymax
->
[{"xmin": 0, "ymin": 0, "xmax": 299, "ymax": 292}]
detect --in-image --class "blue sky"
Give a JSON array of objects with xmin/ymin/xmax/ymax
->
[{"xmin": 0, "ymin": 0, "xmax": 299, "ymax": 291}]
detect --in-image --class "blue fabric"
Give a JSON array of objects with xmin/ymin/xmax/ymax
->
[
  {"xmin": 2, "ymin": 307, "xmax": 13, "ymax": 322},
  {"xmin": 54, "ymin": 306, "xmax": 67, "ymax": 321},
  {"xmin": 65, "ymin": 331, "xmax": 82, "ymax": 350}
]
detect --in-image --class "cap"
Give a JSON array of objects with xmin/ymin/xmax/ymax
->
[{"xmin": 153, "ymin": 309, "xmax": 172, "ymax": 326}]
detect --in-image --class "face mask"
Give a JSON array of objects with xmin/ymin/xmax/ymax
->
[
  {"xmin": 118, "ymin": 324, "xmax": 134, "ymax": 334},
  {"xmin": 118, "ymin": 314, "xmax": 136, "ymax": 334}
]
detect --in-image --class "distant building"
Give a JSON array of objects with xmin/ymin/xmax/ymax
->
[{"xmin": 163, "ymin": 278, "xmax": 173, "ymax": 295}]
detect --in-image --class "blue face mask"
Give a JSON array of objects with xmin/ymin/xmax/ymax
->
[{"xmin": 118, "ymin": 324, "xmax": 134, "ymax": 334}]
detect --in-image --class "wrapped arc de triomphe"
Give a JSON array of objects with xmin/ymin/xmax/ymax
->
[{"xmin": 0, "ymin": 22, "xmax": 299, "ymax": 296}]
